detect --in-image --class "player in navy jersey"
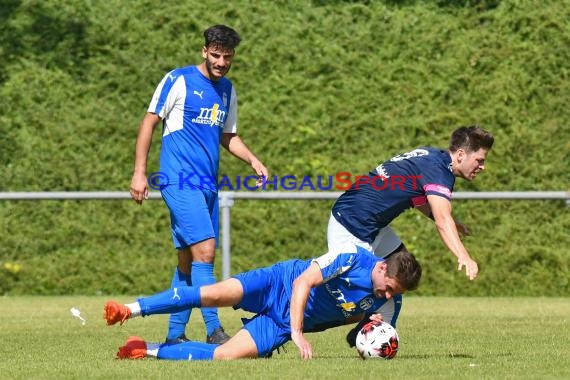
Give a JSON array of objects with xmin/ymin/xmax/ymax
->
[
  {"xmin": 328, "ymin": 126, "xmax": 494, "ymax": 346},
  {"xmin": 129, "ymin": 25, "xmax": 268, "ymax": 345},
  {"xmin": 104, "ymin": 244, "xmax": 421, "ymax": 360}
]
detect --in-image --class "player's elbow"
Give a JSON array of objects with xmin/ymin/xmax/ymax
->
[{"xmin": 292, "ymin": 277, "xmax": 308, "ymax": 290}]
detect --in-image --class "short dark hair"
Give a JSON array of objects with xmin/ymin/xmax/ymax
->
[
  {"xmin": 449, "ymin": 125, "xmax": 494, "ymax": 153},
  {"xmin": 203, "ymin": 25, "xmax": 241, "ymax": 50},
  {"xmin": 384, "ymin": 248, "xmax": 422, "ymax": 291}
]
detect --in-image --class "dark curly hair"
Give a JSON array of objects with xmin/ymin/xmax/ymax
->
[{"xmin": 203, "ymin": 25, "xmax": 241, "ymax": 50}]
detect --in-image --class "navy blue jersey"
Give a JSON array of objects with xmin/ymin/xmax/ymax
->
[{"xmin": 332, "ymin": 147, "xmax": 455, "ymax": 243}]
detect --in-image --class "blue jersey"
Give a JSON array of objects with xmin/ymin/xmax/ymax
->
[
  {"xmin": 148, "ymin": 65, "xmax": 237, "ymax": 189},
  {"xmin": 138, "ymin": 244, "xmax": 400, "ymax": 359},
  {"xmin": 236, "ymin": 245, "xmax": 392, "ymax": 331},
  {"xmin": 332, "ymin": 147, "xmax": 455, "ymax": 243},
  {"xmin": 304, "ymin": 245, "xmax": 394, "ymax": 329}
]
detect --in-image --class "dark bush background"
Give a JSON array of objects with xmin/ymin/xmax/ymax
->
[{"xmin": 0, "ymin": 0, "xmax": 568, "ymax": 295}]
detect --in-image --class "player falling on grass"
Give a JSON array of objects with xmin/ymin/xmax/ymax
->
[
  {"xmin": 327, "ymin": 125, "xmax": 494, "ymax": 346},
  {"xmin": 104, "ymin": 244, "xmax": 422, "ymax": 360},
  {"xmin": 129, "ymin": 25, "xmax": 268, "ymax": 345}
]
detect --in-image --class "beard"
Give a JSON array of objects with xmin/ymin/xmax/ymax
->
[{"xmin": 205, "ymin": 59, "xmax": 231, "ymax": 80}]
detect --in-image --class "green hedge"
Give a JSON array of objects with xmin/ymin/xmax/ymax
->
[{"xmin": 0, "ymin": 0, "xmax": 568, "ymax": 295}]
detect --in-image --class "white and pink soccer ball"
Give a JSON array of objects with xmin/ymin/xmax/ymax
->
[{"xmin": 355, "ymin": 321, "xmax": 399, "ymax": 360}]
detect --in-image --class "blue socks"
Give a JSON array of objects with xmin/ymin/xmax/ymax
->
[
  {"xmin": 163, "ymin": 263, "xmax": 222, "ymax": 339},
  {"xmin": 158, "ymin": 341, "xmax": 217, "ymax": 361},
  {"xmin": 166, "ymin": 267, "xmax": 193, "ymax": 340},
  {"xmin": 138, "ymin": 285, "xmax": 201, "ymax": 317},
  {"xmin": 191, "ymin": 262, "xmax": 222, "ymax": 336}
]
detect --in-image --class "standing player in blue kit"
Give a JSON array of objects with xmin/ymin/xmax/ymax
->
[{"xmin": 129, "ymin": 25, "xmax": 268, "ymax": 345}]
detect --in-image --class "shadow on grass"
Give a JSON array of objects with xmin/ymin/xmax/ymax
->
[
  {"xmin": 312, "ymin": 351, "xmax": 514, "ymax": 360},
  {"xmin": 400, "ymin": 352, "xmax": 513, "ymax": 360}
]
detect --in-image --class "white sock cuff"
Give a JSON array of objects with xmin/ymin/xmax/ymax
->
[
  {"xmin": 125, "ymin": 302, "xmax": 142, "ymax": 318},
  {"xmin": 146, "ymin": 343, "xmax": 160, "ymax": 358}
]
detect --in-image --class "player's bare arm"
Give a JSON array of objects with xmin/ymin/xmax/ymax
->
[
  {"xmin": 427, "ymin": 194, "xmax": 478, "ymax": 280},
  {"xmin": 368, "ymin": 313, "xmax": 385, "ymax": 323},
  {"xmin": 221, "ymin": 133, "xmax": 268, "ymax": 186},
  {"xmin": 290, "ymin": 262, "xmax": 324, "ymax": 359},
  {"xmin": 415, "ymin": 202, "xmax": 471, "ymax": 236},
  {"xmin": 130, "ymin": 113, "xmax": 161, "ymax": 204}
]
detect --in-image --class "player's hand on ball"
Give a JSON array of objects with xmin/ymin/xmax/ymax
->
[
  {"xmin": 369, "ymin": 313, "xmax": 384, "ymax": 323},
  {"xmin": 458, "ymin": 256, "xmax": 478, "ymax": 280}
]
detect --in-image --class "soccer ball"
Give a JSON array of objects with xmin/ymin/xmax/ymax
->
[{"xmin": 355, "ymin": 320, "xmax": 399, "ymax": 360}]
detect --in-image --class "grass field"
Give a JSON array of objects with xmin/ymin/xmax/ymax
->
[{"xmin": 1, "ymin": 296, "xmax": 568, "ymax": 379}]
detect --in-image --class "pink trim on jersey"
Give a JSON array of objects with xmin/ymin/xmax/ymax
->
[
  {"xmin": 423, "ymin": 184, "xmax": 452, "ymax": 198},
  {"xmin": 411, "ymin": 196, "xmax": 427, "ymax": 207}
]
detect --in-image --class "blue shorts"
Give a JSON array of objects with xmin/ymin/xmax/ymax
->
[
  {"xmin": 241, "ymin": 314, "xmax": 291, "ymax": 358},
  {"xmin": 233, "ymin": 265, "xmax": 292, "ymax": 357},
  {"xmin": 161, "ymin": 185, "xmax": 219, "ymax": 249}
]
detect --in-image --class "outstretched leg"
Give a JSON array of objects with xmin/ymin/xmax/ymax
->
[{"xmin": 104, "ymin": 278, "xmax": 244, "ymax": 325}]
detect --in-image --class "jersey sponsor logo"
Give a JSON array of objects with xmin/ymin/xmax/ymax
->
[
  {"xmin": 328, "ymin": 287, "xmax": 348, "ymax": 305},
  {"xmin": 168, "ymin": 73, "xmax": 177, "ymax": 82},
  {"xmin": 210, "ymin": 104, "xmax": 219, "ymax": 125},
  {"xmin": 192, "ymin": 104, "xmax": 226, "ymax": 127},
  {"xmin": 327, "ymin": 286, "xmax": 357, "ymax": 316},
  {"xmin": 340, "ymin": 302, "xmax": 357, "ymax": 312}
]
